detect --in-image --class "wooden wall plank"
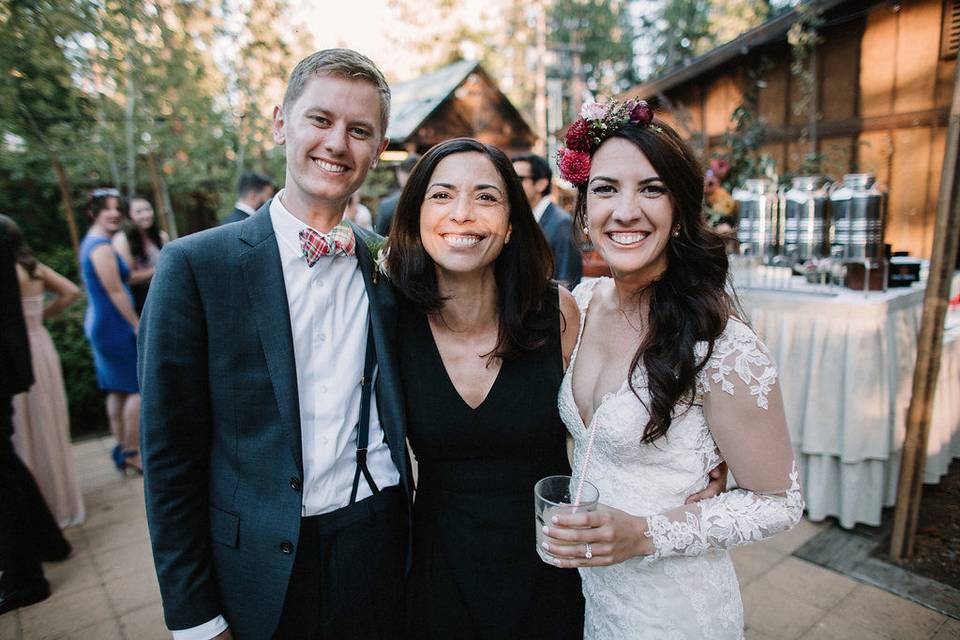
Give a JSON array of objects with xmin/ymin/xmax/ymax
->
[
  {"xmin": 888, "ymin": 126, "xmax": 935, "ymax": 256},
  {"xmin": 758, "ymin": 53, "xmax": 790, "ymax": 126},
  {"xmin": 704, "ymin": 72, "xmax": 744, "ymax": 136},
  {"xmin": 820, "ymin": 135, "xmax": 855, "ymax": 179},
  {"xmin": 856, "ymin": 130, "xmax": 893, "ymax": 188},
  {"xmin": 820, "ymin": 19, "xmax": 862, "ymax": 121},
  {"xmin": 860, "ymin": 4, "xmax": 897, "ymax": 118},
  {"xmin": 894, "ymin": 0, "xmax": 941, "ymax": 114}
]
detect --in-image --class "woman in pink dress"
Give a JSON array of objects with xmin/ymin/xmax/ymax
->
[{"xmin": 0, "ymin": 215, "xmax": 86, "ymax": 528}]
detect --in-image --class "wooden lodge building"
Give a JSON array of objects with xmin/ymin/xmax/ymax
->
[
  {"xmin": 386, "ymin": 60, "xmax": 535, "ymax": 156},
  {"xmin": 626, "ymin": 0, "xmax": 959, "ymax": 259}
]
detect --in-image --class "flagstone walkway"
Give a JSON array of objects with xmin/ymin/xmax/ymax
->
[{"xmin": 1, "ymin": 435, "xmax": 957, "ymax": 639}]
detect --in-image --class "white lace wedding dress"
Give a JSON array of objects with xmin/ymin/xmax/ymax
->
[{"xmin": 559, "ymin": 279, "xmax": 804, "ymax": 640}]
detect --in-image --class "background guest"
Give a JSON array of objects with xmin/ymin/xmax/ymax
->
[
  {"xmin": 375, "ymin": 153, "xmax": 420, "ymax": 234},
  {"xmin": 345, "ymin": 191, "xmax": 374, "ymax": 230},
  {"xmin": 0, "ymin": 215, "xmax": 85, "ymax": 529},
  {"xmin": 79, "ymin": 188, "xmax": 141, "ymax": 473},
  {"xmin": 112, "ymin": 195, "xmax": 168, "ymax": 314},
  {"xmin": 221, "ymin": 171, "xmax": 275, "ymax": 225},
  {"xmin": 0, "ymin": 221, "xmax": 71, "ymax": 616},
  {"xmin": 512, "ymin": 153, "xmax": 583, "ymax": 288}
]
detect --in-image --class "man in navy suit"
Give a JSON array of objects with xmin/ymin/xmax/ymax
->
[
  {"xmin": 513, "ymin": 153, "xmax": 582, "ymax": 288},
  {"xmin": 220, "ymin": 172, "xmax": 274, "ymax": 225},
  {"xmin": 139, "ymin": 49, "xmax": 413, "ymax": 639}
]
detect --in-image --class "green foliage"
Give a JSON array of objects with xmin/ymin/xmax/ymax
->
[{"xmin": 547, "ymin": 0, "xmax": 638, "ymax": 96}]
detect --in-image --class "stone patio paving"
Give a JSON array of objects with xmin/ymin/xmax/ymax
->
[{"xmin": 1, "ymin": 435, "xmax": 958, "ymax": 640}]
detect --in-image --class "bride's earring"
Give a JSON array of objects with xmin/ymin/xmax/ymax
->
[{"xmin": 672, "ymin": 225, "xmax": 681, "ymax": 238}]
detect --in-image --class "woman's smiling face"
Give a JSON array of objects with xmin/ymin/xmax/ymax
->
[
  {"xmin": 585, "ymin": 137, "xmax": 674, "ymax": 283},
  {"xmin": 418, "ymin": 151, "xmax": 512, "ymax": 278}
]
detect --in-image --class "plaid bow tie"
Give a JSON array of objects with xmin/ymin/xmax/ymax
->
[{"xmin": 299, "ymin": 221, "xmax": 356, "ymax": 266}]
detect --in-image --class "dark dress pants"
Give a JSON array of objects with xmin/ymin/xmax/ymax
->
[
  {"xmin": 273, "ymin": 486, "xmax": 408, "ymax": 640},
  {"xmin": 0, "ymin": 395, "xmax": 69, "ymax": 578}
]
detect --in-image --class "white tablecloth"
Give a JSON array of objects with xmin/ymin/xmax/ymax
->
[{"xmin": 738, "ymin": 282, "xmax": 960, "ymax": 528}]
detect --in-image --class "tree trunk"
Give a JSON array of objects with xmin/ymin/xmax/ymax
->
[{"xmin": 146, "ymin": 151, "xmax": 178, "ymax": 240}]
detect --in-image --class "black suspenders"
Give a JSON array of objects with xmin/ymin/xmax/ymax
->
[{"xmin": 349, "ymin": 322, "xmax": 380, "ymax": 505}]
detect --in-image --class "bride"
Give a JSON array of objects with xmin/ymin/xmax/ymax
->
[{"xmin": 541, "ymin": 100, "xmax": 803, "ymax": 639}]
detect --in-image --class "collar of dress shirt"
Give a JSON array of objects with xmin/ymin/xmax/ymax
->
[
  {"xmin": 235, "ymin": 201, "xmax": 257, "ymax": 216},
  {"xmin": 532, "ymin": 196, "xmax": 551, "ymax": 223}
]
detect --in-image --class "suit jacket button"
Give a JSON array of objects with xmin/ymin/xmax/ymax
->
[
  {"xmin": 280, "ymin": 541, "xmax": 294, "ymax": 554},
  {"xmin": 290, "ymin": 477, "xmax": 301, "ymax": 491}
]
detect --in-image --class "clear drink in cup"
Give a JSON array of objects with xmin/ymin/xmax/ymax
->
[{"xmin": 534, "ymin": 475, "xmax": 600, "ymax": 563}]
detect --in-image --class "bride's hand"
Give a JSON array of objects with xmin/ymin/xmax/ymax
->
[{"xmin": 541, "ymin": 505, "xmax": 654, "ymax": 568}]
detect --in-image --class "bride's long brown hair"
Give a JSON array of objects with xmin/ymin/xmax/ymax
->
[{"xmin": 573, "ymin": 120, "xmax": 736, "ymax": 443}]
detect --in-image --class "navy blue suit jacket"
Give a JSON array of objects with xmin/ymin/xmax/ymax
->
[
  {"xmin": 138, "ymin": 202, "xmax": 413, "ymax": 638},
  {"xmin": 539, "ymin": 202, "xmax": 582, "ymax": 288}
]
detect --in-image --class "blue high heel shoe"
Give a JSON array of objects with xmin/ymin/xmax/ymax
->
[{"xmin": 110, "ymin": 444, "xmax": 125, "ymax": 471}]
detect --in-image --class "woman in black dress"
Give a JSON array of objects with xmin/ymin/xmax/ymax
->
[{"xmin": 387, "ymin": 138, "xmax": 584, "ymax": 639}]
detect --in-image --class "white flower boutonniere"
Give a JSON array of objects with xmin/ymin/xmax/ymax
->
[{"xmin": 364, "ymin": 237, "xmax": 390, "ymax": 284}]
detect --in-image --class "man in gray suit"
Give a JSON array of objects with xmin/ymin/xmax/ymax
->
[
  {"xmin": 513, "ymin": 153, "xmax": 582, "ymax": 288},
  {"xmin": 140, "ymin": 49, "xmax": 413, "ymax": 640}
]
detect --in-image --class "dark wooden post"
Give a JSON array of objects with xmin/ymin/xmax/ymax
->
[{"xmin": 889, "ymin": 60, "xmax": 960, "ymax": 562}]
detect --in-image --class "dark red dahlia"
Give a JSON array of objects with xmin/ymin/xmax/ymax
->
[
  {"xmin": 565, "ymin": 118, "xmax": 592, "ymax": 152},
  {"xmin": 558, "ymin": 149, "xmax": 591, "ymax": 184},
  {"xmin": 629, "ymin": 101, "xmax": 654, "ymax": 126}
]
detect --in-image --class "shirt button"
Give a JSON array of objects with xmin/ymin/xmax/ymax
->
[
  {"xmin": 319, "ymin": 385, "xmax": 327, "ymax": 393},
  {"xmin": 289, "ymin": 477, "xmax": 301, "ymax": 491},
  {"xmin": 321, "ymin": 437, "xmax": 329, "ymax": 445},
  {"xmin": 318, "ymin": 333, "xmax": 327, "ymax": 342},
  {"xmin": 314, "ymin": 279, "xmax": 324, "ymax": 287},
  {"xmin": 280, "ymin": 541, "xmax": 294, "ymax": 554}
]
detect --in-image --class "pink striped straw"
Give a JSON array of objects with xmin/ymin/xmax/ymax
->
[{"xmin": 573, "ymin": 417, "xmax": 601, "ymax": 506}]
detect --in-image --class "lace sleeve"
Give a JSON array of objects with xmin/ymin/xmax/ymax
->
[{"xmin": 644, "ymin": 319, "xmax": 804, "ymax": 560}]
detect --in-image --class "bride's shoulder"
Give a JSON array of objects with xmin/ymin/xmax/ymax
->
[{"xmin": 570, "ymin": 277, "xmax": 606, "ymax": 312}]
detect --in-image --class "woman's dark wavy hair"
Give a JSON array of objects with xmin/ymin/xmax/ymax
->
[
  {"xmin": 86, "ymin": 190, "xmax": 120, "ymax": 224},
  {"xmin": 123, "ymin": 196, "xmax": 164, "ymax": 265},
  {"xmin": 387, "ymin": 137, "xmax": 555, "ymax": 360},
  {"xmin": 0, "ymin": 214, "xmax": 38, "ymax": 278},
  {"xmin": 573, "ymin": 119, "xmax": 735, "ymax": 443}
]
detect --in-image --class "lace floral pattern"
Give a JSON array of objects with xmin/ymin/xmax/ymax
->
[
  {"xmin": 560, "ymin": 278, "xmax": 802, "ymax": 640},
  {"xmin": 645, "ymin": 462, "xmax": 803, "ymax": 560}
]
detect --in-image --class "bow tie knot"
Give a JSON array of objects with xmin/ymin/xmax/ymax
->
[{"xmin": 299, "ymin": 222, "xmax": 356, "ymax": 266}]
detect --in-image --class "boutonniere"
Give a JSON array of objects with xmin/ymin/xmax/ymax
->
[{"xmin": 364, "ymin": 236, "xmax": 390, "ymax": 284}]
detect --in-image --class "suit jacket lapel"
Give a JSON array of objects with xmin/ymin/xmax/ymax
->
[
  {"xmin": 539, "ymin": 202, "xmax": 557, "ymax": 231},
  {"xmin": 239, "ymin": 203, "xmax": 303, "ymax": 473}
]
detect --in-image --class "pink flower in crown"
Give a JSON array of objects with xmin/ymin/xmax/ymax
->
[
  {"xmin": 558, "ymin": 148, "xmax": 591, "ymax": 184},
  {"xmin": 580, "ymin": 101, "xmax": 608, "ymax": 121},
  {"xmin": 565, "ymin": 118, "xmax": 592, "ymax": 152}
]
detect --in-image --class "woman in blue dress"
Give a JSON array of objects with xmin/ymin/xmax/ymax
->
[{"xmin": 79, "ymin": 188, "xmax": 141, "ymax": 472}]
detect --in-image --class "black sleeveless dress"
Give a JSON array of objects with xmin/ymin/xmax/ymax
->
[{"xmin": 400, "ymin": 287, "xmax": 584, "ymax": 640}]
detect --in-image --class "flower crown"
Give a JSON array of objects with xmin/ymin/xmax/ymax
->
[{"xmin": 556, "ymin": 98, "xmax": 657, "ymax": 185}]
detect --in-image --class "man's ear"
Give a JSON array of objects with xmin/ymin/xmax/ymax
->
[
  {"xmin": 371, "ymin": 137, "xmax": 390, "ymax": 170},
  {"xmin": 534, "ymin": 177, "xmax": 551, "ymax": 198},
  {"xmin": 272, "ymin": 104, "xmax": 286, "ymax": 145}
]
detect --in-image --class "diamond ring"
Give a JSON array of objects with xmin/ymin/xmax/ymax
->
[{"xmin": 584, "ymin": 543, "xmax": 593, "ymax": 559}]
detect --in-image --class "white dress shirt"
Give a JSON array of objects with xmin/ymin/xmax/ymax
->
[
  {"xmin": 532, "ymin": 196, "xmax": 551, "ymax": 224},
  {"xmin": 234, "ymin": 200, "xmax": 256, "ymax": 216},
  {"xmin": 173, "ymin": 191, "xmax": 400, "ymax": 640}
]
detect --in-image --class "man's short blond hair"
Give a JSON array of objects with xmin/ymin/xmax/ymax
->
[{"xmin": 283, "ymin": 49, "xmax": 391, "ymax": 136}]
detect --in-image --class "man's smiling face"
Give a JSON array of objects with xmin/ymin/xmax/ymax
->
[{"xmin": 274, "ymin": 74, "xmax": 388, "ymax": 214}]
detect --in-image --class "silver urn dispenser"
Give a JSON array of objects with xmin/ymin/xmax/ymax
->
[
  {"xmin": 733, "ymin": 178, "xmax": 780, "ymax": 262},
  {"xmin": 783, "ymin": 176, "xmax": 829, "ymax": 261},
  {"xmin": 829, "ymin": 173, "xmax": 885, "ymax": 259}
]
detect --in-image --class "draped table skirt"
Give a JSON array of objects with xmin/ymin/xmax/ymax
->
[{"xmin": 738, "ymin": 282, "xmax": 960, "ymax": 528}]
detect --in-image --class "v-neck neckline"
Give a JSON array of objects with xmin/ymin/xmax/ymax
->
[
  {"xmin": 421, "ymin": 312, "xmax": 506, "ymax": 412},
  {"xmin": 566, "ymin": 277, "xmax": 630, "ymax": 430}
]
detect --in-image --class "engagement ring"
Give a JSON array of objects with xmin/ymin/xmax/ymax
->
[{"xmin": 584, "ymin": 543, "xmax": 593, "ymax": 559}]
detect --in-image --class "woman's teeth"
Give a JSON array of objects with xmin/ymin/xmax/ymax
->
[
  {"xmin": 443, "ymin": 234, "xmax": 481, "ymax": 248},
  {"xmin": 609, "ymin": 231, "xmax": 649, "ymax": 245},
  {"xmin": 314, "ymin": 159, "xmax": 347, "ymax": 174}
]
